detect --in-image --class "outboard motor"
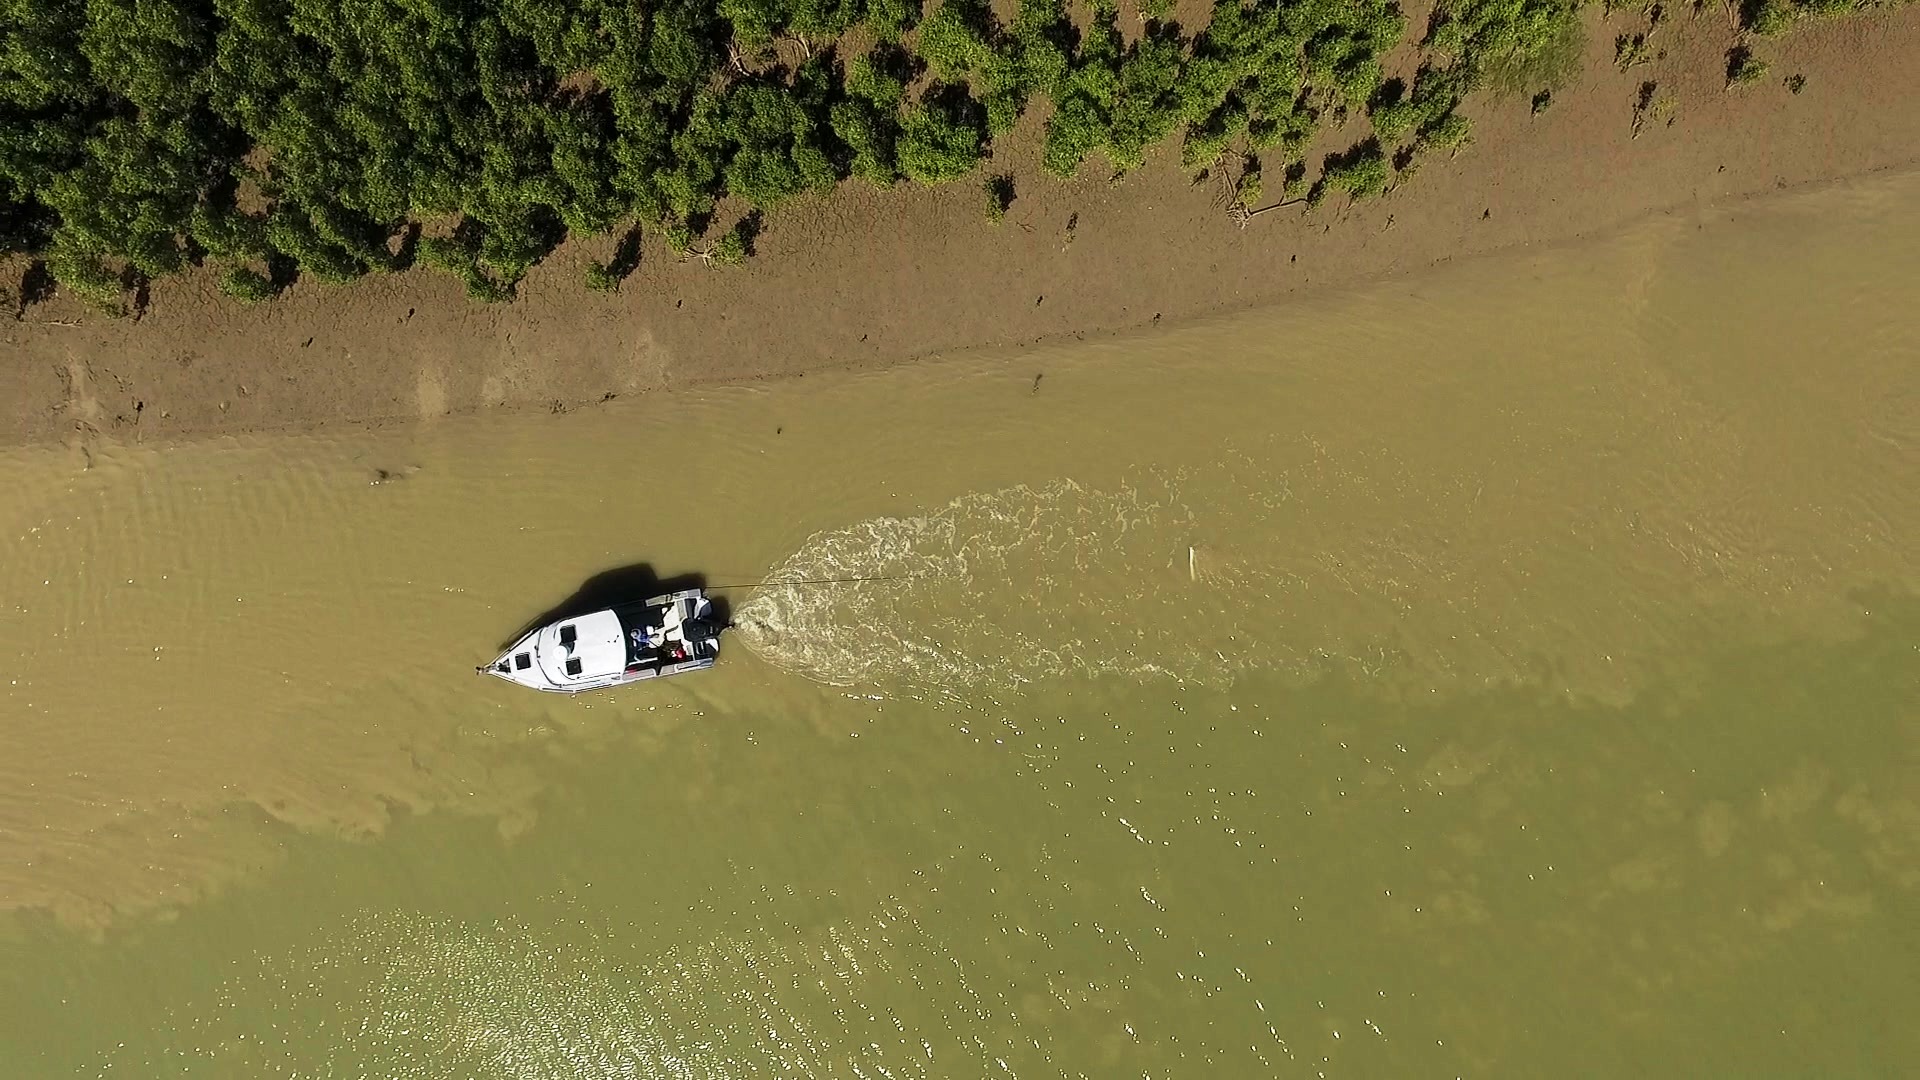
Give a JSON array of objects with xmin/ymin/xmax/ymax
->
[{"xmin": 682, "ymin": 616, "xmax": 722, "ymax": 640}]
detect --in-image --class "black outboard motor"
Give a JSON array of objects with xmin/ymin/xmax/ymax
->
[{"xmin": 682, "ymin": 616, "xmax": 722, "ymax": 640}]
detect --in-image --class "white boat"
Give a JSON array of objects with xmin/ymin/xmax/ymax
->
[{"xmin": 481, "ymin": 589, "xmax": 723, "ymax": 693}]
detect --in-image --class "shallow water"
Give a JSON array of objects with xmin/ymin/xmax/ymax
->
[{"xmin": 2, "ymin": 172, "xmax": 1917, "ymax": 1077}]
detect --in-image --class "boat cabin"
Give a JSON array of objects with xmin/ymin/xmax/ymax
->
[{"xmin": 484, "ymin": 589, "xmax": 721, "ymax": 693}]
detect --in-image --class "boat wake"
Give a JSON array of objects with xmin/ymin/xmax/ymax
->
[{"xmin": 730, "ymin": 476, "xmax": 1277, "ymax": 694}]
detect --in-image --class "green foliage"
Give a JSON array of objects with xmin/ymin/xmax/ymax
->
[
  {"xmin": 1281, "ymin": 161, "xmax": 1309, "ymax": 200},
  {"xmin": 218, "ymin": 264, "xmax": 275, "ymax": 301},
  {"xmin": 1428, "ymin": 0, "xmax": 1585, "ymax": 98},
  {"xmin": 1106, "ymin": 33, "xmax": 1187, "ymax": 170},
  {"xmin": 418, "ymin": 233, "xmax": 512, "ymax": 302},
  {"xmin": 1041, "ymin": 99, "xmax": 1098, "ymax": 177},
  {"xmin": 708, "ymin": 228, "xmax": 747, "ymax": 265},
  {"xmin": 1177, "ymin": 0, "xmax": 1403, "ymax": 178},
  {"xmin": 1322, "ymin": 140, "xmax": 1391, "ymax": 201},
  {"xmin": 983, "ymin": 173, "xmax": 1013, "ymax": 221},
  {"xmin": 1369, "ymin": 66, "xmax": 1469, "ymax": 144},
  {"xmin": 897, "ymin": 92, "xmax": 985, "ymax": 183},
  {"xmin": 865, "ymin": 0, "xmax": 918, "ymax": 40},
  {"xmin": 719, "ymin": 0, "xmax": 784, "ymax": 45},
  {"xmin": 40, "ymin": 113, "xmax": 217, "ymax": 279},
  {"xmin": 1181, "ymin": 104, "xmax": 1247, "ymax": 170},
  {"xmin": 1418, "ymin": 113, "xmax": 1473, "ymax": 155},
  {"xmin": 1726, "ymin": 47, "xmax": 1770, "ymax": 86},
  {"xmin": 845, "ymin": 52, "xmax": 907, "ymax": 112},
  {"xmin": 1037, "ymin": 0, "xmax": 1121, "ymax": 176},
  {"xmin": 1748, "ymin": 0, "xmax": 1797, "ymax": 33},
  {"xmin": 831, "ymin": 100, "xmax": 898, "ymax": 185},
  {"xmin": 1010, "ymin": 0, "xmax": 1071, "ymax": 97},
  {"xmin": 1235, "ymin": 159, "xmax": 1262, "ymax": 208},
  {"xmin": 8, "ymin": 0, "xmax": 1863, "ymax": 302},
  {"xmin": 697, "ymin": 215, "xmax": 756, "ymax": 264},
  {"xmin": 661, "ymin": 219, "xmax": 694, "ymax": 255},
  {"xmin": 1371, "ymin": 102, "xmax": 1419, "ymax": 142},
  {"xmin": 1741, "ymin": 0, "xmax": 1878, "ymax": 35},
  {"xmin": 1483, "ymin": 6, "xmax": 1585, "ymax": 94},
  {"xmin": 715, "ymin": 72, "xmax": 839, "ymax": 208},
  {"xmin": 918, "ymin": 0, "xmax": 993, "ymax": 78},
  {"xmin": 834, "ymin": 52, "xmax": 908, "ymax": 185},
  {"xmin": 580, "ymin": 225, "xmax": 640, "ymax": 291},
  {"xmin": 44, "ymin": 240, "xmax": 126, "ymax": 314},
  {"xmin": 584, "ymin": 260, "xmax": 620, "ymax": 291},
  {"xmin": 192, "ymin": 205, "xmax": 268, "ymax": 260},
  {"xmin": 81, "ymin": 0, "xmax": 212, "ymax": 112},
  {"xmin": 579, "ymin": 261, "xmax": 618, "ymax": 290},
  {"xmin": 0, "ymin": 0, "xmax": 92, "ymax": 109},
  {"xmin": 266, "ymin": 203, "xmax": 386, "ymax": 283}
]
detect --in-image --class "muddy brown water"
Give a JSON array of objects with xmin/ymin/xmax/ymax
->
[{"xmin": 2, "ymin": 173, "xmax": 1917, "ymax": 1076}]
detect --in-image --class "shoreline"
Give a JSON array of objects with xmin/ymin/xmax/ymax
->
[{"xmin": 6, "ymin": 6, "xmax": 1920, "ymax": 450}]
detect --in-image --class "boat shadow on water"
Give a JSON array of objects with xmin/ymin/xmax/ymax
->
[{"xmin": 495, "ymin": 563, "xmax": 732, "ymax": 651}]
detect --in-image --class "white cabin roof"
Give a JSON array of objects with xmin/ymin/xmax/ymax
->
[{"xmin": 538, "ymin": 609, "xmax": 628, "ymax": 683}]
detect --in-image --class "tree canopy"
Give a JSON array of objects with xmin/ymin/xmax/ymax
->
[{"xmin": 0, "ymin": 0, "xmax": 1589, "ymax": 308}]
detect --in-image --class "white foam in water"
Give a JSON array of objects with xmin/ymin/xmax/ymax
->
[{"xmin": 732, "ymin": 476, "xmax": 1270, "ymax": 693}]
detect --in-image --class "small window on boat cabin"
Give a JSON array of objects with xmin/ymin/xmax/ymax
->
[
  {"xmin": 514, "ymin": 653, "xmax": 532, "ymax": 671},
  {"xmin": 564, "ymin": 658, "xmax": 583, "ymax": 676},
  {"xmin": 558, "ymin": 624, "xmax": 577, "ymax": 646}
]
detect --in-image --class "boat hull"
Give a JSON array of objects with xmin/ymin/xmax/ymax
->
[{"xmin": 481, "ymin": 589, "xmax": 721, "ymax": 693}]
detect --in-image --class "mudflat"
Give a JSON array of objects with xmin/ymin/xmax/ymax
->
[{"xmin": 5, "ymin": 7, "xmax": 1918, "ymax": 448}]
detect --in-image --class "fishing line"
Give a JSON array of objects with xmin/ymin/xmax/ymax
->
[{"xmin": 705, "ymin": 575, "xmax": 901, "ymax": 590}]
